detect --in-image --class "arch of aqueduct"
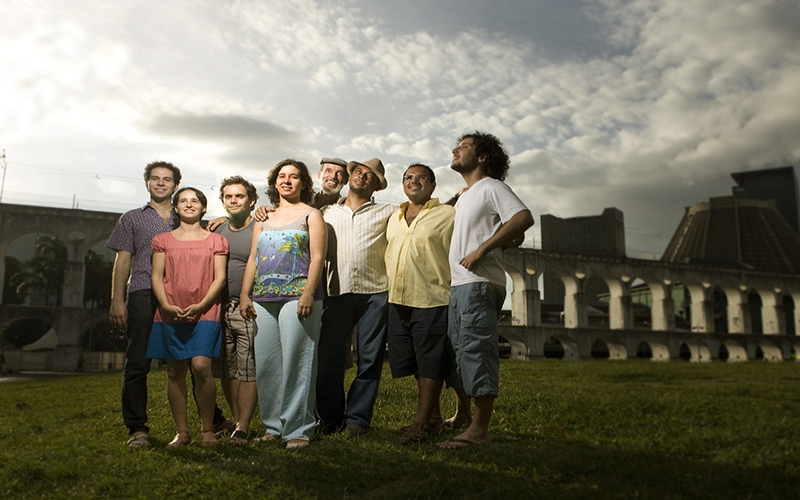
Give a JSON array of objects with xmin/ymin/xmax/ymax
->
[{"xmin": 1, "ymin": 204, "xmax": 798, "ymax": 371}]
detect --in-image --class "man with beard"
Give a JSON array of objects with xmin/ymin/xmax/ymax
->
[
  {"xmin": 313, "ymin": 157, "xmax": 349, "ymax": 208},
  {"xmin": 214, "ymin": 176, "xmax": 259, "ymax": 444},
  {"xmin": 316, "ymin": 158, "xmax": 394, "ymax": 437},
  {"xmin": 437, "ymin": 132, "xmax": 533, "ymax": 450}
]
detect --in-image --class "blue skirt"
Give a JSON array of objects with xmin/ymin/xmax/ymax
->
[{"xmin": 146, "ymin": 320, "xmax": 222, "ymax": 360}]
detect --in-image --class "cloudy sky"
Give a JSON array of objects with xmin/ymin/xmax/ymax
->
[{"xmin": 2, "ymin": 0, "xmax": 799, "ymax": 258}]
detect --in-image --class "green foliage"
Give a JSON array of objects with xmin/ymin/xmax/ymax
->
[
  {"xmin": 83, "ymin": 249, "xmax": 113, "ymax": 308},
  {"xmin": 9, "ymin": 236, "xmax": 67, "ymax": 306},
  {"xmin": 1, "ymin": 361, "xmax": 798, "ymax": 499}
]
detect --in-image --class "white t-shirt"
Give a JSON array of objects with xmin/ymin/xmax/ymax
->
[{"xmin": 449, "ymin": 177, "xmax": 528, "ymax": 288}]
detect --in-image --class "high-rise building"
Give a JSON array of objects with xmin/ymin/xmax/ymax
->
[
  {"xmin": 731, "ymin": 166, "xmax": 799, "ymax": 235},
  {"xmin": 541, "ymin": 207, "xmax": 625, "ymax": 302}
]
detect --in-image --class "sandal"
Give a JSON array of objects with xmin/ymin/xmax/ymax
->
[
  {"xmin": 256, "ymin": 433, "xmax": 278, "ymax": 442},
  {"xmin": 200, "ymin": 429, "xmax": 219, "ymax": 448},
  {"xmin": 399, "ymin": 422, "xmax": 428, "ymax": 445},
  {"xmin": 166, "ymin": 431, "xmax": 191, "ymax": 449},
  {"xmin": 286, "ymin": 438, "xmax": 309, "ymax": 450},
  {"xmin": 229, "ymin": 429, "xmax": 249, "ymax": 446},
  {"xmin": 127, "ymin": 431, "xmax": 151, "ymax": 449}
]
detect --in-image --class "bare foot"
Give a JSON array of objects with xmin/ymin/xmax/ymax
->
[
  {"xmin": 200, "ymin": 429, "xmax": 219, "ymax": 448},
  {"xmin": 437, "ymin": 430, "xmax": 491, "ymax": 450}
]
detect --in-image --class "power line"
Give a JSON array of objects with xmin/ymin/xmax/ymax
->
[{"xmin": 7, "ymin": 160, "xmax": 143, "ymax": 182}]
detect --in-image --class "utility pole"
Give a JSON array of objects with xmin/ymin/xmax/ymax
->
[{"xmin": 0, "ymin": 149, "xmax": 6, "ymax": 203}]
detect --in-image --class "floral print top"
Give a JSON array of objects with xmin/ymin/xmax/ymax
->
[{"xmin": 251, "ymin": 209, "xmax": 324, "ymax": 302}]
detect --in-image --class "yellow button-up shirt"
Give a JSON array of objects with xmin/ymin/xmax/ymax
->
[{"xmin": 385, "ymin": 198, "xmax": 455, "ymax": 308}]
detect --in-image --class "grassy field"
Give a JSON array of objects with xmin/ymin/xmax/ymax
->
[{"xmin": 1, "ymin": 360, "xmax": 799, "ymax": 499}]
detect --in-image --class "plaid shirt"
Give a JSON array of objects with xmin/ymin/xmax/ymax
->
[{"xmin": 106, "ymin": 203, "xmax": 178, "ymax": 293}]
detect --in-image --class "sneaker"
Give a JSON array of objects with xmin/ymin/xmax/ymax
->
[{"xmin": 345, "ymin": 423, "xmax": 367, "ymax": 437}]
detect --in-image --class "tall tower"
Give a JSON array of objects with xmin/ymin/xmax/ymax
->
[{"xmin": 731, "ymin": 166, "xmax": 799, "ymax": 235}]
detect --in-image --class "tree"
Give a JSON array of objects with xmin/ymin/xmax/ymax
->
[
  {"xmin": 2, "ymin": 256, "xmax": 24, "ymax": 305},
  {"xmin": 83, "ymin": 249, "xmax": 112, "ymax": 308},
  {"xmin": 10, "ymin": 236, "xmax": 67, "ymax": 306}
]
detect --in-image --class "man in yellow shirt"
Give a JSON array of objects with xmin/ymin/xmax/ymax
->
[{"xmin": 385, "ymin": 163, "xmax": 456, "ymax": 444}]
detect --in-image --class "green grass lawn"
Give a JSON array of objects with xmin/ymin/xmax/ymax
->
[{"xmin": 2, "ymin": 360, "xmax": 799, "ymax": 499}]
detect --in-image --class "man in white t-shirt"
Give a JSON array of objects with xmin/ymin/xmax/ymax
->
[{"xmin": 438, "ymin": 132, "xmax": 533, "ymax": 450}]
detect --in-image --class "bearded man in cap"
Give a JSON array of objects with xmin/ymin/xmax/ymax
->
[
  {"xmin": 316, "ymin": 158, "xmax": 395, "ymax": 437},
  {"xmin": 313, "ymin": 157, "xmax": 349, "ymax": 208}
]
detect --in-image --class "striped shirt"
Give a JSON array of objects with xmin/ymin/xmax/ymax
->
[{"xmin": 322, "ymin": 198, "xmax": 395, "ymax": 296}]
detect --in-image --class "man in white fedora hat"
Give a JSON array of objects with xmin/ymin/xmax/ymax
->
[{"xmin": 316, "ymin": 158, "xmax": 394, "ymax": 437}]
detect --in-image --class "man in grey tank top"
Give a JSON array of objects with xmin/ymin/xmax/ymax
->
[{"xmin": 213, "ymin": 176, "xmax": 259, "ymax": 444}]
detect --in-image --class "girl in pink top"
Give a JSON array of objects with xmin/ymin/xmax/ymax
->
[{"xmin": 147, "ymin": 187, "xmax": 228, "ymax": 448}]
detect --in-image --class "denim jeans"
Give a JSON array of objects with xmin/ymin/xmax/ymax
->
[
  {"xmin": 316, "ymin": 292, "xmax": 388, "ymax": 430},
  {"xmin": 122, "ymin": 290, "xmax": 156, "ymax": 435}
]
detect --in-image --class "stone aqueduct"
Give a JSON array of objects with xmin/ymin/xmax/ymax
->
[
  {"xmin": 0, "ymin": 203, "xmax": 798, "ymax": 371},
  {"xmin": 502, "ymin": 249, "xmax": 800, "ymax": 362}
]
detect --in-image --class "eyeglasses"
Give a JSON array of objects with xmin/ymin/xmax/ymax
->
[{"xmin": 403, "ymin": 174, "xmax": 429, "ymax": 182}]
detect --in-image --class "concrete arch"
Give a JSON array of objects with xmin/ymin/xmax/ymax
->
[
  {"xmin": 591, "ymin": 338, "xmax": 627, "ymax": 360},
  {"xmin": 719, "ymin": 340, "xmax": 748, "ymax": 362},
  {"xmin": 0, "ymin": 204, "xmax": 120, "ymax": 307},
  {"xmin": 757, "ymin": 340, "xmax": 783, "ymax": 362},
  {"xmin": 679, "ymin": 341, "xmax": 711, "ymax": 363},
  {"xmin": 544, "ymin": 335, "xmax": 579, "ymax": 360},
  {"xmin": 636, "ymin": 339, "xmax": 670, "ymax": 361},
  {"xmin": 681, "ymin": 277, "xmax": 715, "ymax": 333}
]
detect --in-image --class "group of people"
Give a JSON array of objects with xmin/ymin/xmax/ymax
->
[{"xmin": 107, "ymin": 131, "xmax": 533, "ymax": 451}]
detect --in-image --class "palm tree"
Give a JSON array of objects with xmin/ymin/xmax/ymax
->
[{"xmin": 10, "ymin": 236, "xmax": 67, "ymax": 306}]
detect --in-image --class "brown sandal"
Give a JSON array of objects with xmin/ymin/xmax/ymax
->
[
  {"xmin": 166, "ymin": 431, "xmax": 191, "ymax": 449},
  {"xmin": 228, "ymin": 430, "xmax": 249, "ymax": 446},
  {"xmin": 399, "ymin": 422, "xmax": 429, "ymax": 444}
]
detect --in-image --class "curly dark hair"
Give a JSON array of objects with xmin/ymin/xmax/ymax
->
[
  {"xmin": 143, "ymin": 161, "xmax": 182, "ymax": 185},
  {"xmin": 458, "ymin": 132, "xmax": 510, "ymax": 181},
  {"xmin": 266, "ymin": 159, "xmax": 315, "ymax": 206},
  {"xmin": 219, "ymin": 175, "xmax": 259, "ymax": 209}
]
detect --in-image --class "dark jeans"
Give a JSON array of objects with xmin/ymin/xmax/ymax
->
[
  {"xmin": 316, "ymin": 292, "xmax": 388, "ymax": 431},
  {"xmin": 122, "ymin": 290, "xmax": 157, "ymax": 435}
]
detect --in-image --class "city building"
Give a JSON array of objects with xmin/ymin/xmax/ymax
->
[
  {"xmin": 541, "ymin": 208, "xmax": 625, "ymax": 302},
  {"xmin": 731, "ymin": 166, "xmax": 799, "ymax": 235}
]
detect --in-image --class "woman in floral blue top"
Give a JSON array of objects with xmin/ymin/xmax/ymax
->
[{"xmin": 240, "ymin": 159, "xmax": 327, "ymax": 449}]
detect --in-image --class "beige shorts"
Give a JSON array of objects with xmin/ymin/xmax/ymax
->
[{"xmin": 217, "ymin": 299, "xmax": 257, "ymax": 381}]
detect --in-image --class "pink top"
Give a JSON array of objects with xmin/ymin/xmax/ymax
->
[{"xmin": 151, "ymin": 232, "xmax": 229, "ymax": 324}]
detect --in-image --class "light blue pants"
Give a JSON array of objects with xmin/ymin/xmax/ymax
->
[{"xmin": 254, "ymin": 299, "xmax": 322, "ymax": 441}]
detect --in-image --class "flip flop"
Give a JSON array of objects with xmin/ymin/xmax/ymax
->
[{"xmin": 437, "ymin": 438, "xmax": 480, "ymax": 450}]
